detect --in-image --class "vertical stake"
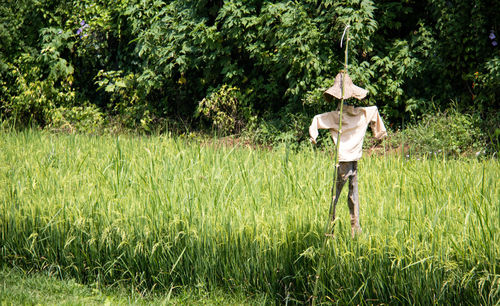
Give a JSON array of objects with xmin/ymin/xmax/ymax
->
[{"xmin": 312, "ymin": 24, "xmax": 350, "ymax": 305}]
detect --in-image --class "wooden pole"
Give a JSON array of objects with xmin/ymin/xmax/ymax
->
[
  {"xmin": 327, "ymin": 25, "xmax": 350, "ymax": 235},
  {"xmin": 312, "ymin": 25, "xmax": 350, "ymax": 305}
]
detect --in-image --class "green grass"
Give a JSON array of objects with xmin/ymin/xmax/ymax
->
[
  {"xmin": 0, "ymin": 266, "xmax": 135, "ymax": 305},
  {"xmin": 0, "ymin": 266, "xmax": 269, "ymax": 305},
  {"xmin": 0, "ymin": 129, "xmax": 498, "ymax": 304}
]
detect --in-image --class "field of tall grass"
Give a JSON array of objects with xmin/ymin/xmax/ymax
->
[{"xmin": 0, "ymin": 130, "xmax": 498, "ymax": 304}]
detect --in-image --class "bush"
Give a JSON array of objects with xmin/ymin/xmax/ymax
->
[
  {"xmin": 3, "ymin": 61, "xmax": 75, "ymax": 127},
  {"xmin": 196, "ymin": 85, "xmax": 254, "ymax": 136},
  {"xmin": 394, "ymin": 109, "xmax": 486, "ymax": 156},
  {"xmin": 95, "ymin": 70, "xmax": 153, "ymax": 132},
  {"xmin": 47, "ymin": 105, "xmax": 104, "ymax": 134}
]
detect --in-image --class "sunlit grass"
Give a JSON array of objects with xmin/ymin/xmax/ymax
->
[
  {"xmin": 0, "ymin": 130, "xmax": 498, "ymax": 304},
  {"xmin": 0, "ymin": 266, "xmax": 269, "ymax": 305}
]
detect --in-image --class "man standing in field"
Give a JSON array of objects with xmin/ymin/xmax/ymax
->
[{"xmin": 308, "ymin": 72, "xmax": 387, "ymax": 238}]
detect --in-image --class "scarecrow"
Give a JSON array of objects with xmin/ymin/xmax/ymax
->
[{"xmin": 308, "ymin": 26, "xmax": 387, "ymax": 238}]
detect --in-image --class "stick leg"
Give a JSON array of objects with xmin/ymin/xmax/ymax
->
[
  {"xmin": 327, "ymin": 163, "xmax": 347, "ymax": 235},
  {"xmin": 348, "ymin": 162, "xmax": 361, "ymax": 237}
]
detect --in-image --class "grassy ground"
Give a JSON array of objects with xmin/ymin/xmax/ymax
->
[
  {"xmin": 0, "ymin": 267, "xmax": 269, "ymax": 305},
  {"xmin": 0, "ymin": 130, "xmax": 498, "ymax": 304},
  {"xmin": 1, "ymin": 266, "xmax": 137, "ymax": 305}
]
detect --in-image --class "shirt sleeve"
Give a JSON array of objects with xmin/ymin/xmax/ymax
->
[
  {"xmin": 308, "ymin": 111, "xmax": 339, "ymax": 144},
  {"xmin": 365, "ymin": 106, "xmax": 387, "ymax": 139}
]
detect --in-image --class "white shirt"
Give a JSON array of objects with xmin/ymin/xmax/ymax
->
[{"xmin": 309, "ymin": 105, "xmax": 387, "ymax": 161}]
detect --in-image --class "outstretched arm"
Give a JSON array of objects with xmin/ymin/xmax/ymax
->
[{"xmin": 308, "ymin": 111, "xmax": 339, "ymax": 144}]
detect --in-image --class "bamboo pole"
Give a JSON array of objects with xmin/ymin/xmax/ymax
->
[
  {"xmin": 326, "ymin": 25, "xmax": 350, "ymax": 235},
  {"xmin": 312, "ymin": 25, "xmax": 350, "ymax": 305}
]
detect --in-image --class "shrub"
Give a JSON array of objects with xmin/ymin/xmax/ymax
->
[
  {"xmin": 395, "ymin": 109, "xmax": 486, "ymax": 156},
  {"xmin": 47, "ymin": 105, "xmax": 104, "ymax": 134},
  {"xmin": 95, "ymin": 70, "xmax": 152, "ymax": 132},
  {"xmin": 196, "ymin": 85, "xmax": 253, "ymax": 136},
  {"xmin": 3, "ymin": 61, "xmax": 75, "ymax": 127}
]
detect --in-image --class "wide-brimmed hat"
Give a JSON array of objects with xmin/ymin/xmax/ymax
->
[{"xmin": 323, "ymin": 72, "xmax": 368, "ymax": 102}]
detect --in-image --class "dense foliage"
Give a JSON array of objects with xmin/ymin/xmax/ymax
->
[{"xmin": 0, "ymin": 0, "xmax": 498, "ymax": 145}]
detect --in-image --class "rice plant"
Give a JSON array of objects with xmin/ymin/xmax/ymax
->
[{"xmin": 0, "ymin": 130, "xmax": 498, "ymax": 304}]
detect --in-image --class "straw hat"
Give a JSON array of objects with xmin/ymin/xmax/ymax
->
[{"xmin": 323, "ymin": 72, "xmax": 368, "ymax": 102}]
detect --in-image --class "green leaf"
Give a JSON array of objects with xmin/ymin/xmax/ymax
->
[{"xmin": 105, "ymin": 84, "xmax": 115, "ymax": 92}]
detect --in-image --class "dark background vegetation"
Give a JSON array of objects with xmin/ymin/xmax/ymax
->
[{"xmin": 0, "ymin": 0, "xmax": 498, "ymax": 154}]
